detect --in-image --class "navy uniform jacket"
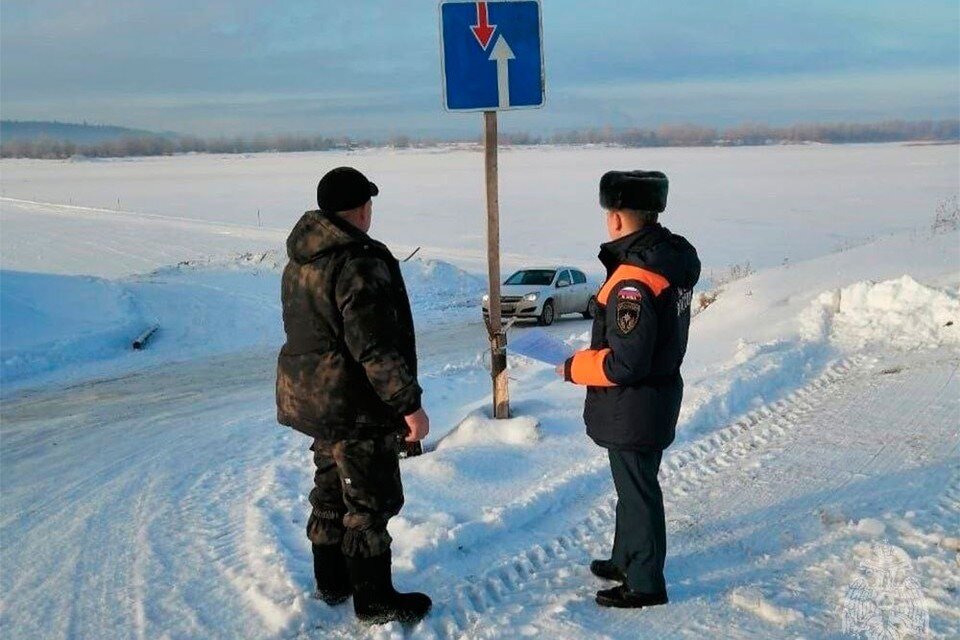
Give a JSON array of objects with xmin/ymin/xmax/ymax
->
[{"xmin": 564, "ymin": 223, "xmax": 700, "ymax": 450}]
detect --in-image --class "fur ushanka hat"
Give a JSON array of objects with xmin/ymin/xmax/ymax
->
[{"xmin": 599, "ymin": 170, "xmax": 669, "ymax": 213}]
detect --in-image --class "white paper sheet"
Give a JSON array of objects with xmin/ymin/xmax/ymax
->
[{"xmin": 509, "ymin": 329, "xmax": 575, "ymax": 367}]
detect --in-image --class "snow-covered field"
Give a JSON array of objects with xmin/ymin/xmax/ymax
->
[
  {"xmin": 1, "ymin": 144, "xmax": 958, "ymax": 639},
  {"xmin": 2, "ymin": 142, "xmax": 957, "ymax": 275}
]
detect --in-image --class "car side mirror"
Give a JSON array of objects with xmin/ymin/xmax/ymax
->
[{"xmin": 556, "ymin": 279, "xmax": 570, "ymax": 288}]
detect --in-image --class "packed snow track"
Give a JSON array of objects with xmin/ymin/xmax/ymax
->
[{"xmin": 2, "ymin": 346, "xmax": 956, "ymax": 639}]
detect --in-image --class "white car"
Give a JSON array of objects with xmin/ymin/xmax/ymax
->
[{"xmin": 482, "ymin": 266, "xmax": 598, "ymax": 326}]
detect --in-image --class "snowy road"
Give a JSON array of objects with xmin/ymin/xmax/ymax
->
[
  {"xmin": 0, "ymin": 315, "xmax": 592, "ymax": 639},
  {"xmin": 1, "ymin": 350, "xmax": 286, "ymax": 638},
  {"xmin": 3, "ymin": 343, "xmax": 956, "ymax": 639}
]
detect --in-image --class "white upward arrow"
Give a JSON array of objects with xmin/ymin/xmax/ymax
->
[{"xmin": 489, "ymin": 35, "xmax": 515, "ymax": 109}]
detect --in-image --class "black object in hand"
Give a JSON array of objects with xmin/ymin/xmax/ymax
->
[{"xmin": 399, "ymin": 440, "xmax": 423, "ymax": 458}]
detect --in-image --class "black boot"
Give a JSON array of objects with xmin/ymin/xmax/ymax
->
[
  {"xmin": 346, "ymin": 551, "xmax": 432, "ymax": 625},
  {"xmin": 590, "ymin": 559, "xmax": 626, "ymax": 582},
  {"xmin": 596, "ymin": 584, "xmax": 668, "ymax": 609},
  {"xmin": 312, "ymin": 544, "xmax": 351, "ymax": 605}
]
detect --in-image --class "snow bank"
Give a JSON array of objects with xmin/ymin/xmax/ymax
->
[
  {"xmin": 0, "ymin": 272, "xmax": 143, "ymax": 382},
  {"xmin": 435, "ymin": 412, "xmax": 541, "ymax": 450},
  {"xmin": 152, "ymin": 251, "xmax": 485, "ymax": 312},
  {"xmin": 131, "ymin": 252, "xmax": 484, "ymax": 320},
  {"xmin": 800, "ymin": 275, "xmax": 959, "ymax": 350},
  {"xmin": 0, "ymin": 255, "xmax": 483, "ymax": 388},
  {"xmin": 401, "ymin": 258, "xmax": 484, "ymax": 312}
]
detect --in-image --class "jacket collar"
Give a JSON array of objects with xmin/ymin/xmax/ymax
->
[
  {"xmin": 598, "ymin": 223, "xmax": 666, "ymax": 273},
  {"xmin": 321, "ymin": 210, "xmax": 371, "ymax": 243},
  {"xmin": 322, "ymin": 211, "xmax": 393, "ymax": 258},
  {"xmin": 286, "ymin": 209, "xmax": 390, "ymax": 264}
]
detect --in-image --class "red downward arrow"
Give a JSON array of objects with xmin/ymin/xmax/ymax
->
[{"xmin": 471, "ymin": 2, "xmax": 496, "ymax": 49}]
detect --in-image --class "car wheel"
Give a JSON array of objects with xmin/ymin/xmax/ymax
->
[
  {"xmin": 583, "ymin": 297, "xmax": 598, "ymax": 319},
  {"xmin": 538, "ymin": 300, "xmax": 555, "ymax": 326}
]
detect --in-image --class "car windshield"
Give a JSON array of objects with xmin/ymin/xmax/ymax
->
[{"xmin": 504, "ymin": 270, "xmax": 556, "ymax": 286}]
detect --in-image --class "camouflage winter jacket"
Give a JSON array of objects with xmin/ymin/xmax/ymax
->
[{"xmin": 276, "ymin": 210, "xmax": 421, "ymax": 440}]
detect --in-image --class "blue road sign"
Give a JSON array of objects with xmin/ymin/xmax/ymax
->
[{"xmin": 440, "ymin": 0, "xmax": 544, "ymax": 111}]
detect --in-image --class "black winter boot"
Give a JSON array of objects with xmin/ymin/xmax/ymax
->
[
  {"xmin": 596, "ymin": 584, "xmax": 668, "ymax": 609},
  {"xmin": 346, "ymin": 552, "xmax": 432, "ymax": 625},
  {"xmin": 590, "ymin": 559, "xmax": 626, "ymax": 582},
  {"xmin": 312, "ymin": 544, "xmax": 351, "ymax": 605}
]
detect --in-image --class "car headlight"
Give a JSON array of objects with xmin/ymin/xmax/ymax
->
[
  {"xmin": 482, "ymin": 294, "xmax": 489, "ymax": 303},
  {"xmin": 523, "ymin": 292, "xmax": 539, "ymax": 302}
]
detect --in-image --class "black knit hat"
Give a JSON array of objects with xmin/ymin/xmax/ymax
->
[
  {"xmin": 599, "ymin": 170, "xmax": 669, "ymax": 213},
  {"xmin": 317, "ymin": 166, "xmax": 379, "ymax": 212}
]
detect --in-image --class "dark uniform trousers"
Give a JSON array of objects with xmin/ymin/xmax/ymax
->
[
  {"xmin": 306, "ymin": 433, "xmax": 404, "ymax": 558},
  {"xmin": 608, "ymin": 448, "xmax": 666, "ymax": 594}
]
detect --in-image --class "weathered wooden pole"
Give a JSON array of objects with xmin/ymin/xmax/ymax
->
[{"xmin": 483, "ymin": 110, "xmax": 510, "ymax": 418}]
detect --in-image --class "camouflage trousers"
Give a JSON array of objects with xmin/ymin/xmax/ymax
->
[{"xmin": 306, "ymin": 433, "xmax": 404, "ymax": 558}]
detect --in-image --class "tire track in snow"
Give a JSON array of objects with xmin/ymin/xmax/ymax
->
[
  {"xmin": 420, "ymin": 356, "xmax": 865, "ymax": 638},
  {"xmin": 130, "ymin": 479, "xmax": 156, "ymax": 640}
]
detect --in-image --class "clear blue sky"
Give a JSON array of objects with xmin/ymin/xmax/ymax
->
[{"xmin": 1, "ymin": 1, "xmax": 957, "ymax": 138}]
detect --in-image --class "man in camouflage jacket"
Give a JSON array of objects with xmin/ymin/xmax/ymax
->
[{"xmin": 276, "ymin": 167, "xmax": 431, "ymax": 625}]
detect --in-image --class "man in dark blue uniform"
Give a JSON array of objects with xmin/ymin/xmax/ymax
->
[{"xmin": 560, "ymin": 170, "xmax": 700, "ymax": 608}]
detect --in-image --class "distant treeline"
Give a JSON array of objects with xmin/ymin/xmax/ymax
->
[
  {"xmin": 506, "ymin": 119, "xmax": 960, "ymax": 147},
  {"xmin": 2, "ymin": 119, "xmax": 956, "ymax": 159},
  {"xmin": 0, "ymin": 133, "xmax": 363, "ymax": 159}
]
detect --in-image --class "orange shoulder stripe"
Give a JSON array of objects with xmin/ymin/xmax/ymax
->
[
  {"xmin": 569, "ymin": 348, "xmax": 616, "ymax": 387},
  {"xmin": 597, "ymin": 265, "xmax": 670, "ymax": 305}
]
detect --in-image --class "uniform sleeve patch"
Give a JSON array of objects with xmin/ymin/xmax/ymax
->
[{"xmin": 616, "ymin": 287, "xmax": 642, "ymax": 334}]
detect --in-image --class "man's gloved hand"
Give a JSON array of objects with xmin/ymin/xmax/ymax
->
[{"xmin": 404, "ymin": 407, "xmax": 430, "ymax": 442}]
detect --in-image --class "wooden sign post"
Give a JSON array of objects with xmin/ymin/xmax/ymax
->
[
  {"xmin": 440, "ymin": 0, "xmax": 544, "ymax": 420},
  {"xmin": 484, "ymin": 110, "xmax": 510, "ymax": 418}
]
